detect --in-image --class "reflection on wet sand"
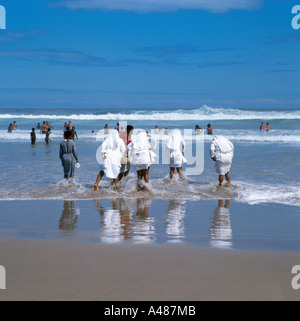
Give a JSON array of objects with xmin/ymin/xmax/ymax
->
[
  {"xmin": 58, "ymin": 199, "xmax": 234, "ymax": 248},
  {"xmin": 165, "ymin": 200, "xmax": 186, "ymax": 242},
  {"xmin": 210, "ymin": 200, "xmax": 232, "ymax": 249},
  {"xmin": 59, "ymin": 201, "xmax": 80, "ymax": 231},
  {"xmin": 95, "ymin": 199, "xmax": 134, "ymax": 243},
  {"xmin": 133, "ymin": 198, "xmax": 155, "ymax": 243},
  {"xmin": 95, "ymin": 198, "xmax": 155, "ymax": 244}
]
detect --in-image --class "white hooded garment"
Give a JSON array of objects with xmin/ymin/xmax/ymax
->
[
  {"xmin": 210, "ymin": 135, "xmax": 234, "ymax": 175},
  {"xmin": 166, "ymin": 130, "xmax": 187, "ymax": 167},
  {"xmin": 128, "ymin": 131, "xmax": 157, "ymax": 168},
  {"xmin": 101, "ymin": 130, "xmax": 126, "ymax": 179}
]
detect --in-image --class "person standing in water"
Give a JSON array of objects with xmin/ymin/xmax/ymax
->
[
  {"xmin": 210, "ymin": 135, "xmax": 234, "ymax": 187},
  {"xmin": 11, "ymin": 121, "xmax": 18, "ymax": 130},
  {"xmin": 260, "ymin": 122, "xmax": 265, "ymax": 132},
  {"xmin": 265, "ymin": 123, "xmax": 272, "ymax": 131},
  {"xmin": 71, "ymin": 127, "xmax": 78, "ymax": 141},
  {"xmin": 30, "ymin": 128, "xmax": 36, "ymax": 145},
  {"xmin": 104, "ymin": 124, "xmax": 109, "ymax": 135},
  {"xmin": 93, "ymin": 129, "xmax": 126, "ymax": 191},
  {"xmin": 59, "ymin": 131, "xmax": 79, "ymax": 179},
  {"xmin": 207, "ymin": 124, "xmax": 213, "ymax": 135},
  {"xmin": 166, "ymin": 129, "xmax": 187, "ymax": 179},
  {"xmin": 128, "ymin": 130, "xmax": 157, "ymax": 189},
  {"xmin": 41, "ymin": 121, "xmax": 48, "ymax": 134},
  {"xmin": 7, "ymin": 123, "xmax": 13, "ymax": 133},
  {"xmin": 195, "ymin": 125, "xmax": 203, "ymax": 135},
  {"xmin": 45, "ymin": 128, "xmax": 51, "ymax": 144}
]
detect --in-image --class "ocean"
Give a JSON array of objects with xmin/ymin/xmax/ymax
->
[{"xmin": 1, "ymin": 105, "xmax": 300, "ymax": 249}]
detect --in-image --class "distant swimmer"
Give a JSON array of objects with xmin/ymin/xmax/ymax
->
[
  {"xmin": 207, "ymin": 124, "xmax": 213, "ymax": 135},
  {"xmin": 45, "ymin": 128, "xmax": 51, "ymax": 144},
  {"xmin": 104, "ymin": 124, "xmax": 109, "ymax": 135},
  {"xmin": 68, "ymin": 121, "xmax": 74, "ymax": 130},
  {"xmin": 36, "ymin": 123, "xmax": 41, "ymax": 130},
  {"xmin": 210, "ymin": 135, "xmax": 234, "ymax": 187},
  {"xmin": 154, "ymin": 125, "xmax": 159, "ymax": 134},
  {"xmin": 265, "ymin": 123, "xmax": 272, "ymax": 131},
  {"xmin": 11, "ymin": 121, "xmax": 17, "ymax": 130},
  {"xmin": 128, "ymin": 130, "xmax": 157, "ymax": 189},
  {"xmin": 7, "ymin": 123, "xmax": 13, "ymax": 133},
  {"xmin": 71, "ymin": 127, "xmax": 78, "ymax": 141},
  {"xmin": 30, "ymin": 128, "xmax": 36, "ymax": 145},
  {"xmin": 41, "ymin": 121, "xmax": 48, "ymax": 134},
  {"xmin": 59, "ymin": 131, "xmax": 79, "ymax": 179},
  {"xmin": 166, "ymin": 130, "xmax": 187, "ymax": 180},
  {"xmin": 260, "ymin": 122, "xmax": 265, "ymax": 132},
  {"xmin": 93, "ymin": 129, "xmax": 126, "ymax": 191},
  {"xmin": 195, "ymin": 125, "xmax": 203, "ymax": 135}
]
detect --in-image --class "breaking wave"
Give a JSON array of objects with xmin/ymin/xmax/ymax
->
[{"xmin": 1, "ymin": 105, "xmax": 300, "ymax": 121}]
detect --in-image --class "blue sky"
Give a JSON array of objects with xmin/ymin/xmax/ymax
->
[{"xmin": 0, "ymin": 0, "xmax": 300, "ymax": 109}]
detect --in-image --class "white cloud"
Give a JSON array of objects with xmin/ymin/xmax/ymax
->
[{"xmin": 51, "ymin": 0, "xmax": 262, "ymax": 13}]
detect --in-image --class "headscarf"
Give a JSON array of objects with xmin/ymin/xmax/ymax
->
[
  {"xmin": 131, "ymin": 131, "xmax": 149, "ymax": 151},
  {"xmin": 167, "ymin": 130, "xmax": 184, "ymax": 152},
  {"xmin": 212, "ymin": 136, "xmax": 233, "ymax": 154},
  {"xmin": 106, "ymin": 129, "xmax": 122, "ymax": 150}
]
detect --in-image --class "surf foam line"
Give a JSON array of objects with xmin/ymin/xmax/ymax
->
[
  {"xmin": 1, "ymin": 180, "xmax": 300, "ymax": 207},
  {"xmin": 2, "ymin": 130, "xmax": 300, "ymax": 143},
  {"xmin": 1, "ymin": 106, "xmax": 300, "ymax": 121}
]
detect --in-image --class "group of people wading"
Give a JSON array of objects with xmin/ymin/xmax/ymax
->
[{"xmin": 59, "ymin": 124, "xmax": 234, "ymax": 189}]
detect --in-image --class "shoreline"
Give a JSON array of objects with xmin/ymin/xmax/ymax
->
[{"xmin": 0, "ymin": 236, "xmax": 299, "ymax": 301}]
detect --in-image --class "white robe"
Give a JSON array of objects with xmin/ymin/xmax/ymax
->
[
  {"xmin": 210, "ymin": 136, "xmax": 234, "ymax": 175},
  {"xmin": 101, "ymin": 130, "xmax": 126, "ymax": 179},
  {"xmin": 128, "ymin": 131, "xmax": 157, "ymax": 170},
  {"xmin": 166, "ymin": 130, "xmax": 187, "ymax": 167}
]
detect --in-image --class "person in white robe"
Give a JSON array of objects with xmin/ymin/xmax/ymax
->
[
  {"xmin": 210, "ymin": 135, "xmax": 234, "ymax": 186},
  {"xmin": 94, "ymin": 130, "xmax": 126, "ymax": 191},
  {"xmin": 166, "ymin": 130, "xmax": 187, "ymax": 179},
  {"xmin": 127, "ymin": 131, "xmax": 157, "ymax": 187}
]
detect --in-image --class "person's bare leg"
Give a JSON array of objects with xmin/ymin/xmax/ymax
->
[
  {"xmin": 176, "ymin": 167, "xmax": 183, "ymax": 178},
  {"xmin": 225, "ymin": 172, "xmax": 231, "ymax": 184},
  {"xmin": 94, "ymin": 171, "xmax": 104, "ymax": 191},
  {"xmin": 144, "ymin": 168, "xmax": 150, "ymax": 184},
  {"xmin": 112, "ymin": 178, "xmax": 118, "ymax": 185},
  {"xmin": 219, "ymin": 175, "xmax": 224, "ymax": 186},
  {"xmin": 118, "ymin": 172, "xmax": 124, "ymax": 182},
  {"xmin": 137, "ymin": 170, "xmax": 143, "ymax": 188},
  {"xmin": 170, "ymin": 167, "xmax": 175, "ymax": 179}
]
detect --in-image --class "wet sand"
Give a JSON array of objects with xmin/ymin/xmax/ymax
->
[{"xmin": 0, "ymin": 236, "xmax": 299, "ymax": 301}]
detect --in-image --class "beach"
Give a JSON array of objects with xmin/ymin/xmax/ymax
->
[{"xmin": 0, "ymin": 236, "xmax": 299, "ymax": 301}]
